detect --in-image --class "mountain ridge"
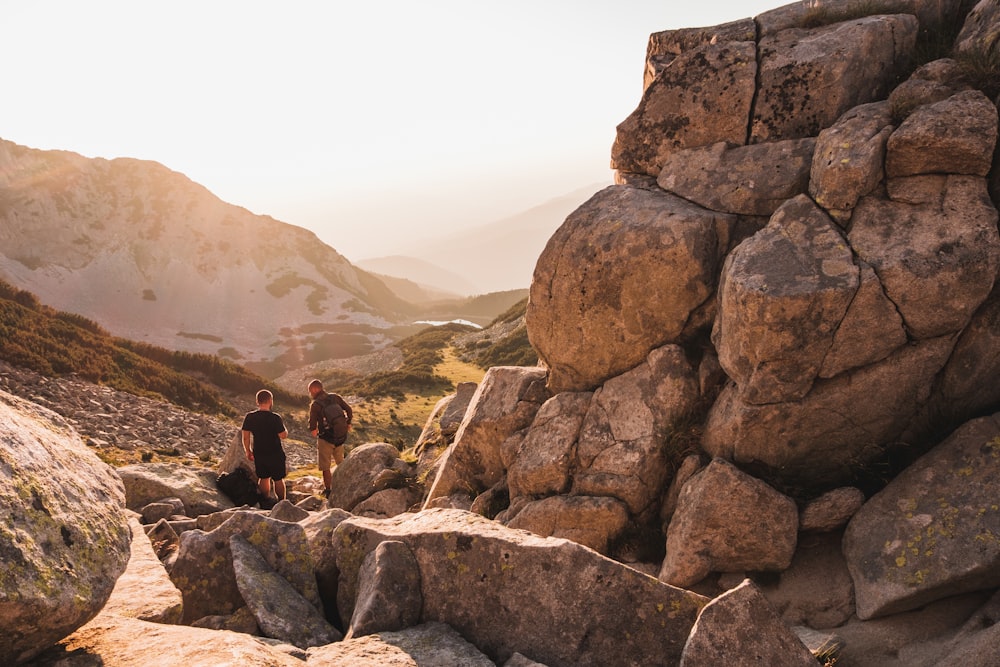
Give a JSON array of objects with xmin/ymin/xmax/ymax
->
[
  {"xmin": 0, "ymin": 138, "xmax": 412, "ymax": 374},
  {"xmin": 358, "ymin": 183, "xmax": 607, "ymax": 294}
]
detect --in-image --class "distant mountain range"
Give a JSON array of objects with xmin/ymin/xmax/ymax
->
[
  {"xmin": 0, "ymin": 138, "xmax": 412, "ymax": 374},
  {"xmin": 358, "ymin": 184, "xmax": 607, "ymax": 295}
]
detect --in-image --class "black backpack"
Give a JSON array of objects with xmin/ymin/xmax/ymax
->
[
  {"xmin": 321, "ymin": 394, "xmax": 346, "ymax": 427},
  {"xmin": 216, "ymin": 467, "xmax": 259, "ymax": 507}
]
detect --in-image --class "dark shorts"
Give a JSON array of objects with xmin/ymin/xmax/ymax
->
[{"xmin": 254, "ymin": 451, "xmax": 286, "ymax": 481}]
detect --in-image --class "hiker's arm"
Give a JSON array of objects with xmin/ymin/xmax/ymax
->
[
  {"xmin": 308, "ymin": 402, "xmax": 320, "ymax": 437},
  {"xmin": 338, "ymin": 395, "xmax": 353, "ymax": 423},
  {"xmin": 241, "ymin": 430, "xmax": 254, "ymax": 460}
]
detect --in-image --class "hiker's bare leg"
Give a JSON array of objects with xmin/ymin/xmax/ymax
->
[
  {"xmin": 258, "ymin": 477, "xmax": 271, "ymax": 498},
  {"xmin": 333, "ymin": 445, "xmax": 344, "ymax": 466},
  {"xmin": 275, "ymin": 479, "xmax": 286, "ymax": 501},
  {"xmin": 322, "ymin": 469, "xmax": 332, "ymax": 491}
]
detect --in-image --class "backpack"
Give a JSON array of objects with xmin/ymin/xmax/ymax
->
[
  {"xmin": 319, "ymin": 394, "xmax": 349, "ymax": 443},
  {"xmin": 216, "ymin": 467, "xmax": 259, "ymax": 507}
]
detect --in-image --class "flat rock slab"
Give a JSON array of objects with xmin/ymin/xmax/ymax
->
[
  {"xmin": 117, "ymin": 462, "xmax": 234, "ymax": 516},
  {"xmin": 100, "ymin": 517, "xmax": 183, "ymax": 624},
  {"xmin": 334, "ymin": 508, "xmax": 707, "ymax": 667},
  {"xmin": 34, "ymin": 615, "xmax": 302, "ymax": 666},
  {"xmin": 306, "ymin": 622, "xmax": 494, "ymax": 666},
  {"xmin": 844, "ymin": 412, "xmax": 1000, "ymax": 619}
]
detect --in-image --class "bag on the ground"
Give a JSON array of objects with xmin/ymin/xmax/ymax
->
[
  {"xmin": 216, "ymin": 467, "xmax": 258, "ymax": 506},
  {"xmin": 320, "ymin": 395, "xmax": 349, "ymax": 444}
]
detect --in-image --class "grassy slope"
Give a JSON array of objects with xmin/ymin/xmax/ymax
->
[{"xmin": 0, "ymin": 280, "xmax": 302, "ymax": 417}]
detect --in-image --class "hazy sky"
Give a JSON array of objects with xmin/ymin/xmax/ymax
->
[{"xmin": 4, "ymin": 1, "xmax": 784, "ymax": 261}]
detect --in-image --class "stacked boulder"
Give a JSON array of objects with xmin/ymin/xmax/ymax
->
[{"xmin": 425, "ymin": 0, "xmax": 1000, "ymax": 663}]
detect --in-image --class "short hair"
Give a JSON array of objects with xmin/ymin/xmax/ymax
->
[
  {"xmin": 256, "ymin": 389, "xmax": 273, "ymax": 405},
  {"xmin": 308, "ymin": 379, "xmax": 323, "ymax": 391}
]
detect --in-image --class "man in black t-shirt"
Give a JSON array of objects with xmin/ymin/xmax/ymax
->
[{"xmin": 241, "ymin": 389, "xmax": 289, "ymax": 504}]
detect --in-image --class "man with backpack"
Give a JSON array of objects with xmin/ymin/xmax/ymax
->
[{"xmin": 307, "ymin": 378, "xmax": 354, "ymax": 498}]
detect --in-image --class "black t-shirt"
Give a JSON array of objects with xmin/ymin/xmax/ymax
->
[{"xmin": 240, "ymin": 410, "xmax": 286, "ymax": 458}]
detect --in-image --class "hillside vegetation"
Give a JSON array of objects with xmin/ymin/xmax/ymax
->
[
  {"xmin": 0, "ymin": 280, "xmax": 300, "ymax": 416},
  {"xmin": 457, "ymin": 298, "xmax": 539, "ymax": 369}
]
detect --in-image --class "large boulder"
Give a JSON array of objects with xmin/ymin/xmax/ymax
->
[
  {"xmin": 849, "ymin": 176, "xmax": 1000, "ymax": 340},
  {"xmin": 886, "ymin": 90, "xmax": 998, "ymax": 178},
  {"xmin": 117, "ymin": 462, "xmax": 234, "ymax": 516},
  {"xmin": 703, "ymin": 336, "xmax": 955, "ymax": 487},
  {"xmin": 328, "ymin": 442, "xmax": 411, "ymax": 512},
  {"xmin": 844, "ymin": 413, "xmax": 1000, "ymax": 619},
  {"xmin": 334, "ymin": 509, "xmax": 708, "ymax": 666},
  {"xmin": 100, "ymin": 518, "xmax": 183, "ymax": 624},
  {"xmin": 505, "ymin": 495, "xmax": 629, "ymax": 554},
  {"xmin": 346, "ymin": 540, "xmax": 422, "ymax": 639},
  {"xmin": 612, "ymin": 40, "xmax": 756, "ymax": 176},
  {"xmin": 231, "ymin": 534, "xmax": 341, "ymax": 648},
  {"xmin": 572, "ymin": 344, "xmax": 699, "ymax": 515},
  {"xmin": 0, "ymin": 390, "xmax": 131, "ymax": 664},
  {"xmin": 809, "ymin": 101, "xmax": 894, "ymax": 219},
  {"xmin": 680, "ymin": 580, "xmax": 817, "ymax": 667},
  {"xmin": 305, "ymin": 622, "xmax": 495, "ymax": 666},
  {"xmin": 751, "ymin": 14, "xmax": 918, "ymax": 142},
  {"xmin": 217, "ymin": 428, "xmax": 256, "ymax": 480},
  {"xmin": 660, "ymin": 459, "xmax": 798, "ymax": 588},
  {"xmin": 527, "ymin": 185, "xmax": 734, "ymax": 393},
  {"xmin": 424, "ymin": 366, "xmax": 549, "ymax": 503},
  {"xmin": 507, "ymin": 392, "xmax": 592, "ymax": 499},
  {"xmin": 657, "ymin": 138, "xmax": 816, "ymax": 216},
  {"xmin": 713, "ymin": 195, "xmax": 859, "ymax": 404},
  {"xmin": 169, "ymin": 510, "xmax": 319, "ymax": 623}
]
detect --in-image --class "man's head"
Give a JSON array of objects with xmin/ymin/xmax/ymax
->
[
  {"xmin": 308, "ymin": 379, "xmax": 323, "ymax": 399},
  {"xmin": 256, "ymin": 389, "xmax": 273, "ymax": 408}
]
